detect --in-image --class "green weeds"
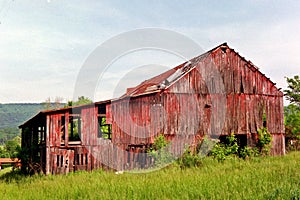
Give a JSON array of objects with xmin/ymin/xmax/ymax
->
[{"xmin": 0, "ymin": 152, "xmax": 299, "ymax": 199}]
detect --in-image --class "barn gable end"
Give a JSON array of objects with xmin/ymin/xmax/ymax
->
[{"xmin": 111, "ymin": 43, "xmax": 284, "ymax": 155}]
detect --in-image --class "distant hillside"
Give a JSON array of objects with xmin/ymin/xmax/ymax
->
[
  {"xmin": 0, "ymin": 103, "xmax": 64, "ymax": 145},
  {"xmin": 0, "ymin": 103, "xmax": 45, "ymax": 129}
]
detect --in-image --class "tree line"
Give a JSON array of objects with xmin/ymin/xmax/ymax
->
[{"xmin": 284, "ymin": 75, "xmax": 300, "ymax": 151}]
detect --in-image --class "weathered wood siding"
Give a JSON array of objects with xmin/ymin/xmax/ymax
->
[
  {"xmin": 111, "ymin": 95, "xmax": 161, "ymax": 146},
  {"xmin": 81, "ymin": 105, "xmax": 98, "ymax": 146},
  {"xmin": 110, "ymin": 46, "xmax": 284, "ymax": 155}
]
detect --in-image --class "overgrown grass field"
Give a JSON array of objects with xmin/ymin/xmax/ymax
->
[{"xmin": 1, "ymin": 152, "xmax": 300, "ymax": 200}]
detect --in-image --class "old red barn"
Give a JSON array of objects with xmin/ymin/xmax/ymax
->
[{"xmin": 19, "ymin": 43, "xmax": 285, "ymax": 174}]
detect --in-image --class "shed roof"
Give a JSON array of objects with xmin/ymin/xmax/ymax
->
[{"xmin": 19, "ymin": 100, "xmax": 111, "ymax": 128}]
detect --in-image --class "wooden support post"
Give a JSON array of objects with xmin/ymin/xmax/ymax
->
[
  {"xmin": 65, "ymin": 112, "xmax": 69, "ymax": 146},
  {"xmin": 46, "ymin": 115, "xmax": 50, "ymax": 175}
]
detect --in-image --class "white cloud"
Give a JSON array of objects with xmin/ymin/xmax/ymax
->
[{"xmin": 0, "ymin": 1, "xmax": 300, "ymax": 104}]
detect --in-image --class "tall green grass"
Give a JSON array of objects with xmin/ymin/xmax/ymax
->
[
  {"xmin": 0, "ymin": 167, "xmax": 12, "ymax": 176},
  {"xmin": 1, "ymin": 152, "xmax": 300, "ymax": 200}
]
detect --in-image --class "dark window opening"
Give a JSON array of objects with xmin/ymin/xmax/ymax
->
[
  {"xmin": 236, "ymin": 134, "xmax": 247, "ymax": 148},
  {"xmin": 56, "ymin": 155, "xmax": 59, "ymax": 167},
  {"xmin": 98, "ymin": 104, "xmax": 106, "ymax": 115},
  {"xmin": 76, "ymin": 154, "xmax": 80, "ymax": 165},
  {"xmin": 219, "ymin": 135, "xmax": 227, "ymax": 144},
  {"xmin": 240, "ymin": 78, "xmax": 244, "ymax": 93},
  {"xmin": 219, "ymin": 134, "xmax": 247, "ymax": 148},
  {"xmin": 98, "ymin": 117, "xmax": 112, "ymax": 140},
  {"xmin": 69, "ymin": 116, "xmax": 81, "ymax": 141},
  {"xmin": 60, "ymin": 155, "xmax": 63, "ymax": 167}
]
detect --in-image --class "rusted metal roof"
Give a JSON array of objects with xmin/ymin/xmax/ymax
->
[
  {"xmin": 119, "ymin": 49, "xmax": 211, "ymax": 99},
  {"xmin": 118, "ymin": 42, "xmax": 280, "ymax": 99},
  {"xmin": 119, "ymin": 63, "xmax": 186, "ymax": 98}
]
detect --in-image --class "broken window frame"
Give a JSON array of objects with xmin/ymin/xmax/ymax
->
[
  {"xmin": 97, "ymin": 116, "xmax": 112, "ymax": 140},
  {"xmin": 68, "ymin": 115, "xmax": 82, "ymax": 142}
]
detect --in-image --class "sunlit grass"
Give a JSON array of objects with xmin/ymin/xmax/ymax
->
[
  {"xmin": 0, "ymin": 167, "xmax": 12, "ymax": 176},
  {"xmin": 1, "ymin": 152, "xmax": 300, "ymax": 199}
]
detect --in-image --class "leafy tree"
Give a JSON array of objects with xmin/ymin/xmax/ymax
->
[
  {"xmin": 284, "ymin": 75, "xmax": 300, "ymax": 106},
  {"xmin": 0, "ymin": 145, "xmax": 9, "ymax": 158},
  {"xmin": 67, "ymin": 96, "xmax": 93, "ymax": 107},
  {"xmin": 285, "ymin": 104, "xmax": 300, "ymax": 137},
  {"xmin": 284, "ymin": 75, "xmax": 300, "ymax": 150},
  {"xmin": 4, "ymin": 136, "xmax": 21, "ymax": 158},
  {"xmin": 0, "ymin": 127, "xmax": 19, "ymax": 145}
]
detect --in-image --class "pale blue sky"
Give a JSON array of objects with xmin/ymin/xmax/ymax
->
[{"xmin": 0, "ymin": 0, "xmax": 299, "ymax": 103}]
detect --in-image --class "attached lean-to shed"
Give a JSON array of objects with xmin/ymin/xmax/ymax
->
[{"xmin": 19, "ymin": 43, "xmax": 285, "ymax": 174}]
